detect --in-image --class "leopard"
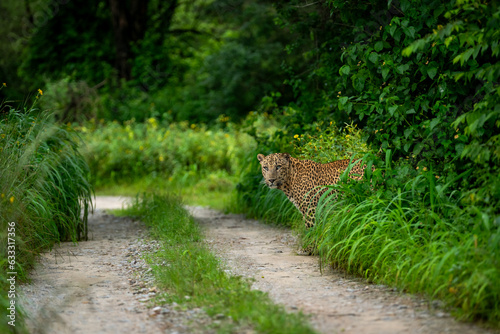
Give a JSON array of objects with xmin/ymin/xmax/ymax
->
[{"xmin": 257, "ymin": 152, "xmax": 371, "ymax": 229}]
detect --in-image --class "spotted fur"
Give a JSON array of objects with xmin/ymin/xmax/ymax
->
[{"xmin": 257, "ymin": 153, "xmax": 370, "ymax": 228}]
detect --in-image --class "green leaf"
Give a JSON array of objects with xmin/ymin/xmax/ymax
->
[
  {"xmin": 340, "ymin": 65, "xmax": 351, "ymax": 76},
  {"xmin": 374, "ymin": 41, "xmax": 384, "ymax": 52},
  {"xmin": 382, "ymin": 67, "xmax": 390, "ymax": 80},
  {"xmin": 388, "ymin": 105, "xmax": 398, "ymax": 116},
  {"xmin": 461, "ymin": 48, "xmax": 474, "ymax": 65},
  {"xmin": 368, "ymin": 52, "xmax": 379, "ymax": 64},
  {"xmin": 389, "ymin": 24, "xmax": 398, "ymax": 37},
  {"xmin": 353, "ymin": 77, "xmax": 365, "ymax": 91},
  {"xmin": 402, "ymin": 26, "xmax": 416, "ymax": 39},
  {"xmin": 396, "ymin": 63, "xmax": 410, "ymax": 74},
  {"xmin": 427, "ymin": 66, "xmax": 438, "ymax": 79},
  {"xmin": 413, "ymin": 142, "xmax": 425, "ymax": 155},
  {"xmin": 430, "ymin": 118, "xmax": 440, "ymax": 130},
  {"xmin": 406, "ymin": 108, "xmax": 416, "ymax": 114}
]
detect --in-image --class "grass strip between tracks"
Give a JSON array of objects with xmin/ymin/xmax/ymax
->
[{"xmin": 122, "ymin": 192, "xmax": 316, "ymax": 334}]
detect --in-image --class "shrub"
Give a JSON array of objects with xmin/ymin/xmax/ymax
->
[{"xmin": 79, "ymin": 118, "xmax": 256, "ymax": 189}]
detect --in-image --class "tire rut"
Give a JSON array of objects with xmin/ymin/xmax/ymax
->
[
  {"xmin": 188, "ymin": 206, "xmax": 496, "ymax": 334},
  {"xmin": 19, "ymin": 197, "xmax": 210, "ymax": 334}
]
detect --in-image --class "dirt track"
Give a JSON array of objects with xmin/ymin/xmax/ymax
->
[
  {"xmin": 19, "ymin": 196, "xmax": 496, "ymax": 334},
  {"xmin": 190, "ymin": 206, "xmax": 495, "ymax": 334}
]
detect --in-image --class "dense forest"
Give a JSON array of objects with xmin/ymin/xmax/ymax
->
[{"xmin": 1, "ymin": 0, "xmax": 499, "ymax": 330}]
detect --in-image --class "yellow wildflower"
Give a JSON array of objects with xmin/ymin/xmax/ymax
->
[
  {"xmin": 10, "ymin": 196, "xmax": 14, "ymax": 203},
  {"xmin": 454, "ymin": 134, "xmax": 459, "ymax": 139},
  {"xmin": 2, "ymin": 83, "xmax": 6, "ymax": 87},
  {"xmin": 38, "ymin": 88, "xmax": 43, "ymax": 95},
  {"xmin": 1, "ymin": 193, "xmax": 4, "ymax": 198},
  {"xmin": 423, "ymin": 167, "xmax": 428, "ymax": 171},
  {"xmin": 294, "ymin": 134, "xmax": 299, "ymax": 139},
  {"xmin": 449, "ymin": 287, "xmax": 458, "ymax": 294}
]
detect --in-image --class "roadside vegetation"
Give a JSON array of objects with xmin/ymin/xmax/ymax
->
[
  {"xmin": 122, "ymin": 193, "xmax": 316, "ymax": 334},
  {"xmin": 0, "ymin": 93, "xmax": 93, "ymax": 333}
]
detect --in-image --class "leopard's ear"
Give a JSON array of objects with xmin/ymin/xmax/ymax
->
[
  {"xmin": 282, "ymin": 153, "xmax": 291, "ymax": 160},
  {"xmin": 257, "ymin": 154, "xmax": 265, "ymax": 162}
]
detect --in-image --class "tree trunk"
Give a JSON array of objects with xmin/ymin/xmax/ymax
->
[{"xmin": 108, "ymin": 0, "xmax": 149, "ymax": 81}]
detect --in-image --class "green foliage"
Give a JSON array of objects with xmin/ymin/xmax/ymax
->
[
  {"xmin": 401, "ymin": 0, "xmax": 500, "ymax": 212},
  {"xmin": 317, "ymin": 0, "xmax": 499, "ymax": 214},
  {"xmin": 79, "ymin": 118, "xmax": 256, "ymax": 189},
  {"xmin": 125, "ymin": 192, "xmax": 316, "ymax": 333},
  {"xmin": 19, "ymin": 0, "xmax": 115, "ymax": 87},
  {"xmin": 0, "ymin": 99, "xmax": 93, "ymax": 332},
  {"xmin": 5, "ymin": 0, "xmax": 294, "ymax": 123},
  {"xmin": 293, "ymin": 122, "xmax": 372, "ymax": 163},
  {"xmin": 40, "ymin": 77, "xmax": 101, "ymax": 122},
  {"xmin": 306, "ymin": 158, "xmax": 500, "ymax": 324}
]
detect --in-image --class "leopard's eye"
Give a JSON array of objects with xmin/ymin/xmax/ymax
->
[
  {"xmin": 276, "ymin": 165, "xmax": 281, "ymax": 170},
  {"xmin": 263, "ymin": 166, "xmax": 269, "ymax": 171}
]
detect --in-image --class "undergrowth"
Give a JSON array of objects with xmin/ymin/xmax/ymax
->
[
  {"xmin": 124, "ymin": 192, "xmax": 316, "ymax": 334},
  {"xmin": 78, "ymin": 118, "xmax": 255, "ymax": 190},
  {"xmin": 304, "ymin": 159, "xmax": 500, "ymax": 325},
  {"xmin": 0, "ymin": 96, "xmax": 93, "ymax": 333}
]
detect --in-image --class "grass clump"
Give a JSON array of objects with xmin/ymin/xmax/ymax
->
[
  {"xmin": 125, "ymin": 192, "xmax": 316, "ymax": 334},
  {"xmin": 0, "ymin": 99, "xmax": 93, "ymax": 333},
  {"xmin": 306, "ymin": 159, "xmax": 500, "ymax": 326}
]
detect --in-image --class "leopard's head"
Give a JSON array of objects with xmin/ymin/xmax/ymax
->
[{"xmin": 257, "ymin": 153, "xmax": 291, "ymax": 189}]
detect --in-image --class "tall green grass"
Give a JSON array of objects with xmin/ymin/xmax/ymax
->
[
  {"xmin": 125, "ymin": 193, "xmax": 316, "ymax": 333},
  {"xmin": 0, "ymin": 102, "xmax": 93, "ymax": 333},
  {"xmin": 305, "ymin": 164, "xmax": 500, "ymax": 325}
]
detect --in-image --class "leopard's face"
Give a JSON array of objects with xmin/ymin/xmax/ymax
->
[{"xmin": 257, "ymin": 153, "xmax": 291, "ymax": 189}]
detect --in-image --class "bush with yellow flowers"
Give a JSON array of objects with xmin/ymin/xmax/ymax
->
[
  {"xmin": 291, "ymin": 121, "xmax": 371, "ymax": 163},
  {"xmin": 79, "ymin": 118, "xmax": 256, "ymax": 188}
]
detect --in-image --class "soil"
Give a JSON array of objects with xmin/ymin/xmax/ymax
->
[{"xmin": 19, "ymin": 196, "xmax": 497, "ymax": 334}]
